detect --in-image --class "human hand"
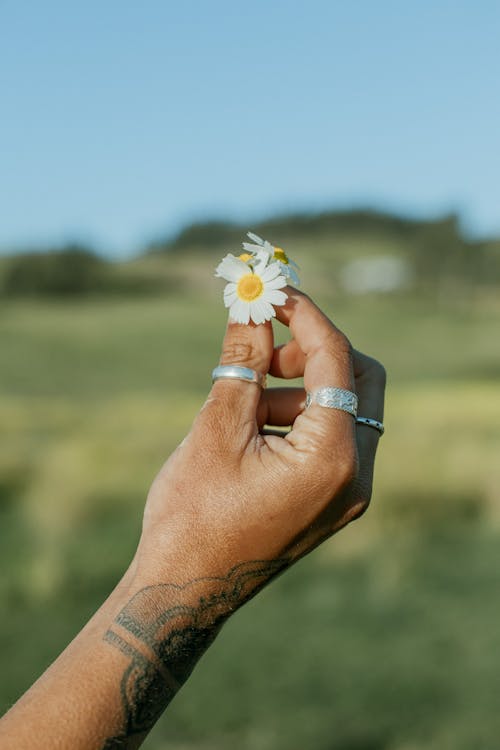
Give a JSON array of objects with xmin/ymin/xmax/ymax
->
[
  {"xmin": 137, "ymin": 287, "xmax": 385, "ymax": 585},
  {"xmin": 101, "ymin": 287, "xmax": 386, "ymax": 747},
  {"xmin": 0, "ymin": 288, "xmax": 385, "ymax": 750}
]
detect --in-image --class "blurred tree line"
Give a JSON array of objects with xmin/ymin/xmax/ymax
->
[
  {"xmin": 0, "ymin": 210, "xmax": 499, "ymax": 298},
  {"xmin": 0, "ymin": 245, "xmax": 173, "ymax": 298}
]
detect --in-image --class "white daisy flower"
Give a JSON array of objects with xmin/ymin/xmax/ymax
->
[
  {"xmin": 241, "ymin": 231, "xmax": 301, "ymax": 286},
  {"xmin": 215, "ymin": 250, "xmax": 288, "ymax": 325}
]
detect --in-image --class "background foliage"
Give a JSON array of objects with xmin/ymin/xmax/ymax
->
[{"xmin": 1, "ymin": 210, "xmax": 499, "ymax": 749}]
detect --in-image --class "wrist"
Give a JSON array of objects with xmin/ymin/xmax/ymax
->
[
  {"xmin": 133, "ymin": 523, "xmax": 290, "ymax": 613},
  {"xmin": 114, "ymin": 535, "xmax": 289, "ymax": 671}
]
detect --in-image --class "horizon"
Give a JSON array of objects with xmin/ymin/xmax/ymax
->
[{"xmin": 1, "ymin": 204, "xmax": 491, "ymax": 260}]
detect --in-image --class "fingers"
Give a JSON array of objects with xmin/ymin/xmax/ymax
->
[
  {"xmin": 271, "ymin": 289, "xmax": 356, "ymax": 470},
  {"xmin": 276, "ymin": 347, "xmax": 385, "ymax": 547},
  {"xmin": 353, "ymin": 352, "xmax": 386, "ymax": 463},
  {"xmin": 270, "ymin": 339, "xmax": 303, "ymax": 379},
  {"xmin": 353, "ymin": 351, "xmax": 386, "ymax": 421},
  {"xmin": 194, "ymin": 286, "xmax": 380, "ymax": 483},
  {"xmin": 272, "ymin": 336, "xmax": 386, "ymax": 476},
  {"xmin": 274, "ymin": 290, "xmax": 354, "ymax": 393},
  {"xmin": 195, "ymin": 317, "xmax": 275, "ymax": 449},
  {"xmin": 271, "ymin": 341, "xmax": 386, "ymax": 428},
  {"xmin": 257, "ymin": 388, "xmax": 306, "ymax": 428}
]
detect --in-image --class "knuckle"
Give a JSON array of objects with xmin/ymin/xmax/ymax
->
[
  {"xmin": 336, "ymin": 447, "xmax": 359, "ymax": 491},
  {"xmin": 324, "ymin": 330, "xmax": 353, "ymax": 362},
  {"xmin": 299, "ymin": 290, "xmax": 313, "ymax": 305},
  {"xmin": 347, "ymin": 496, "xmax": 371, "ymax": 523},
  {"xmin": 338, "ymin": 331, "xmax": 354, "ymax": 356},
  {"xmin": 346, "ymin": 477, "xmax": 373, "ymax": 521},
  {"xmin": 312, "ymin": 443, "xmax": 358, "ymax": 495},
  {"xmin": 221, "ymin": 339, "xmax": 257, "ymax": 367},
  {"xmin": 364, "ymin": 355, "xmax": 387, "ymax": 387},
  {"xmin": 375, "ymin": 361, "xmax": 387, "ymax": 388}
]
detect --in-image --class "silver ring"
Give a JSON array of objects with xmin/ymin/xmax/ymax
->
[
  {"xmin": 212, "ymin": 365, "xmax": 266, "ymax": 388},
  {"xmin": 305, "ymin": 387, "xmax": 358, "ymax": 417},
  {"xmin": 356, "ymin": 417, "xmax": 384, "ymax": 435}
]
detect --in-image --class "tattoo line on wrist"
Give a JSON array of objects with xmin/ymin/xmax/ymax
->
[{"xmin": 101, "ymin": 558, "xmax": 289, "ymax": 748}]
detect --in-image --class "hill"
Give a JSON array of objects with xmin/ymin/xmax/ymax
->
[{"xmin": 1, "ymin": 208, "xmax": 499, "ymax": 299}]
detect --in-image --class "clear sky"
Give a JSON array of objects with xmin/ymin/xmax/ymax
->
[{"xmin": 1, "ymin": 0, "xmax": 499, "ymax": 256}]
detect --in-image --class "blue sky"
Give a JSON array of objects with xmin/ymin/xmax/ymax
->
[{"xmin": 1, "ymin": 0, "xmax": 499, "ymax": 256}]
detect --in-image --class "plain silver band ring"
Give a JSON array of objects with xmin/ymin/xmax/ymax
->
[
  {"xmin": 356, "ymin": 417, "xmax": 385, "ymax": 435},
  {"xmin": 212, "ymin": 365, "xmax": 266, "ymax": 388},
  {"xmin": 305, "ymin": 387, "xmax": 358, "ymax": 417}
]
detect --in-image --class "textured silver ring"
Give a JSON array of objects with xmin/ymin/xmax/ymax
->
[
  {"xmin": 212, "ymin": 365, "xmax": 266, "ymax": 388},
  {"xmin": 356, "ymin": 417, "xmax": 385, "ymax": 435},
  {"xmin": 305, "ymin": 387, "xmax": 358, "ymax": 417}
]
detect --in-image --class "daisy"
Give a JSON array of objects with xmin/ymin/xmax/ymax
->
[
  {"xmin": 241, "ymin": 231, "xmax": 300, "ymax": 286},
  {"xmin": 215, "ymin": 250, "xmax": 288, "ymax": 325}
]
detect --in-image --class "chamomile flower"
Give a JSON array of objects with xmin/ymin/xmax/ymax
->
[
  {"xmin": 242, "ymin": 231, "xmax": 300, "ymax": 286},
  {"xmin": 215, "ymin": 250, "xmax": 287, "ymax": 325}
]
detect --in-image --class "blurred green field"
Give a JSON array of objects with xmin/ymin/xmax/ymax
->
[{"xmin": 1, "ymin": 237, "xmax": 500, "ymax": 749}]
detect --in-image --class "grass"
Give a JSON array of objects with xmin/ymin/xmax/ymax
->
[
  {"xmin": 151, "ymin": 523, "xmax": 500, "ymax": 750},
  {"xmin": 1, "ymin": 258, "xmax": 500, "ymax": 748}
]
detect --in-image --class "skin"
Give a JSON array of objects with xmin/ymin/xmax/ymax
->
[{"xmin": 0, "ymin": 288, "xmax": 385, "ymax": 749}]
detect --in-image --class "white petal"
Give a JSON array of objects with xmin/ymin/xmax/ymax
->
[
  {"xmin": 229, "ymin": 298, "xmax": 250, "ymax": 325},
  {"xmin": 247, "ymin": 231, "xmax": 265, "ymax": 245},
  {"xmin": 215, "ymin": 254, "xmax": 248, "ymax": 281},
  {"xmin": 241, "ymin": 242, "xmax": 262, "ymax": 254},
  {"xmin": 223, "ymin": 282, "xmax": 238, "ymax": 305},
  {"xmin": 250, "ymin": 299, "xmax": 275, "ymax": 324},
  {"xmin": 264, "ymin": 289, "xmax": 288, "ymax": 306},
  {"xmin": 223, "ymin": 290, "xmax": 238, "ymax": 308},
  {"xmin": 265, "ymin": 274, "xmax": 287, "ymax": 290},
  {"xmin": 260, "ymin": 262, "xmax": 285, "ymax": 282},
  {"xmin": 252, "ymin": 250, "xmax": 274, "ymax": 276},
  {"xmin": 223, "ymin": 281, "xmax": 237, "ymax": 294},
  {"xmin": 248, "ymin": 300, "xmax": 266, "ymax": 325}
]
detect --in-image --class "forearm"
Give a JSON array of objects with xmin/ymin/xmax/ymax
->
[
  {"xmin": 0, "ymin": 545, "xmax": 287, "ymax": 750},
  {"xmin": 0, "ymin": 559, "xmax": 142, "ymax": 749}
]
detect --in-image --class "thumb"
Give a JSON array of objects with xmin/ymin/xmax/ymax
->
[{"xmin": 197, "ymin": 318, "xmax": 274, "ymax": 450}]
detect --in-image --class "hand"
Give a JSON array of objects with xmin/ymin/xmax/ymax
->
[
  {"xmin": 137, "ymin": 287, "xmax": 386, "ymax": 582},
  {"xmin": 0, "ymin": 287, "xmax": 386, "ymax": 750}
]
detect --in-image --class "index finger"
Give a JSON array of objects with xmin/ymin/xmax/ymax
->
[
  {"xmin": 273, "ymin": 289, "xmax": 357, "ymax": 468},
  {"xmin": 275, "ymin": 289, "xmax": 354, "ymax": 392}
]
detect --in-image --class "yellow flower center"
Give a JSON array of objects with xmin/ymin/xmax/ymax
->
[
  {"xmin": 237, "ymin": 273, "xmax": 264, "ymax": 302},
  {"xmin": 238, "ymin": 252, "xmax": 253, "ymax": 263},
  {"xmin": 273, "ymin": 246, "xmax": 289, "ymax": 264}
]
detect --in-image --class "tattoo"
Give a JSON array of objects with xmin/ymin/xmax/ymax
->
[{"xmin": 101, "ymin": 559, "xmax": 288, "ymax": 748}]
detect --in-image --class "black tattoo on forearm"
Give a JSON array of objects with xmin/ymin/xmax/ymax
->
[{"xmin": 101, "ymin": 559, "xmax": 288, "ymax": 748}]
